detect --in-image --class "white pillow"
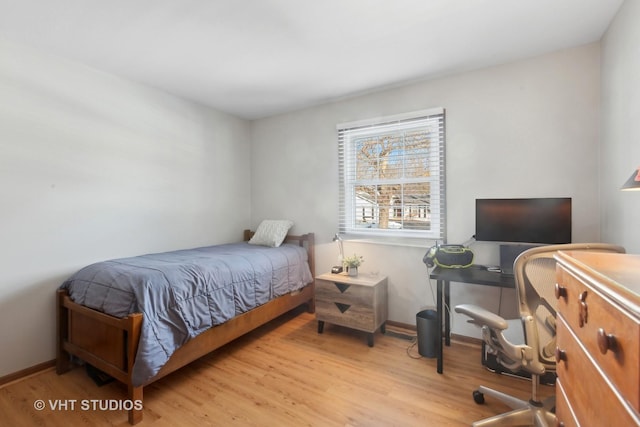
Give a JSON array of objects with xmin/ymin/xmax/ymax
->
[{"xmin": 248, "ymin": 220, "xmax": 294, "ymax": 247}]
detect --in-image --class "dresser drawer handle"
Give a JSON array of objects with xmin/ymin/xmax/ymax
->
[
  {"xmin": 555, "ymin": 347, "xmax": 567, "ymax": 364},
  {"xmin": 597, "ymin": 328, "xmax": 617, "ymax": 354},
  {"xmin": 554, "ymin": 283, "xmax": 567, "ymax": 300},
  {"xmin": 579, "ymin": 291, "xmax": 588, "ymax": 327}
]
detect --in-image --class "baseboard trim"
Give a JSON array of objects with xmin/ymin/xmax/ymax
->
[
  {"xmin": 0, "ymin": 359, "xmax": 56, "ymax": 387},
  {"xmin": 450, "ymin": 333, "xmax": 483, "ymax": 346},
  {"xmin": 385, "ymin": 320, "xmax": 416, "ymax": 332}
]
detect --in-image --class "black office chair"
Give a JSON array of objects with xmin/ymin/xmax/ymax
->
[{"xmin": 455, "ymin": 243, "xmax": 625, "ymax": 427}]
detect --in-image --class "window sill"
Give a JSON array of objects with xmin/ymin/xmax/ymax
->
[{"xmin": 341, "ymin": 234, "xmax": 437, "ymax": 248}]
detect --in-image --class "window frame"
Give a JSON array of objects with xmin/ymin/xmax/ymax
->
[{"xmin": 337, "ymin": 108, "xmax": 446, "ymax": 241}]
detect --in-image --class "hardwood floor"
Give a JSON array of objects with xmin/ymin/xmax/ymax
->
[{"xmin": 0, "ymin": 307, "xmax": 553, "ymax": 426}]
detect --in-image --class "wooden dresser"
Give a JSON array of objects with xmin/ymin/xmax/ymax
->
[{"xmin": 555, "ymin": 251, "xmax": 640, "ymax": 426}]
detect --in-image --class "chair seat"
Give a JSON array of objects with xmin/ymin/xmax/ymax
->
[{"xmin": 503, "ymin": 318, "xmax": 524, "ymax": 345}]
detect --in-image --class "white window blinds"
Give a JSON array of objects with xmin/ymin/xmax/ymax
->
[{"xmin": 337, "ymin": 108, "xmax": 446, "ymax": 239}]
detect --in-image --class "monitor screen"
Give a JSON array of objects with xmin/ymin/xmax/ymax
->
[{"xmin": 475, "ymin": 198, "xmax": 572, "ymax": 244}]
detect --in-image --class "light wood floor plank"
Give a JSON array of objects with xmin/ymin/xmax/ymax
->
[{"xmin": 0, "ymin": 308, "xmax": 553, "ymax": 426}]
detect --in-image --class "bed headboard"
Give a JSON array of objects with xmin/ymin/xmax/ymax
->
[{"xmin": 243, "ymin": 229, "xmax": 315, "ymax": 279}]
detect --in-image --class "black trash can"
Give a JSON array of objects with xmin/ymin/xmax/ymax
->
[{"xmin": 416, "ymin": 309, "xmax": 438, "ymax": 358}]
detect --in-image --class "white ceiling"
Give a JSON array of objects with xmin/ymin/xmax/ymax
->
[{"xmin": 0, "ymin": 0, "xmax": 624, "ymax": 119}]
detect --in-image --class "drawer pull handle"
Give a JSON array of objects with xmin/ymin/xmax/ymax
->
[
  {"xmin": 579, "ymin": 291, "xmax": 588, "ymax": 327},
  {"xmin": 597, "ymin": 328, "xmax": 617, "ymax": 354},
  {"xmin": 555, "ymin": 347, "xmax": 567, "ymax": 363},
  {"xmin": 334, "ymin": 283, "xmax": 350, "ymax": 293},
  {"xmin": 554, "ymin": 283, "xmax": 567, "ymax": 299},
  {"xmin": 335, "ymin": 302, "xmax": 351, "ymax": 313}
]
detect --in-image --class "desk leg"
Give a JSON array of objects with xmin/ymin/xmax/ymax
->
[
  {"xmin": 436, "ymin": 279, "xmax": 443, "ymax": 374},
  {"xmin": 444, "ymin": 280, "xmax": 451, "ymax": 347}
]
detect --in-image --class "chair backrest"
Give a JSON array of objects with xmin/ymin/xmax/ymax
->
[{"xmin": 513, "ymin": 243, "xmax": 625, "ymax": 372}]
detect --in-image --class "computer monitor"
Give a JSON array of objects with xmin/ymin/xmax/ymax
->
[{"xmin": 475, "ymin": 198, "xmax": 572, "ymax": 244}]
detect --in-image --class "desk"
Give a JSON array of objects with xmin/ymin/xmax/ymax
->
[{"xmin": 429, "ymin": 265, "xmax": 515, "ymax": 374}]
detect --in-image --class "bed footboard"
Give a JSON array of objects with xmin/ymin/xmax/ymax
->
[
  {"xmin": 56, "ymin": 285, "xmax": 314, "ymax": 424},
  {"xmin": 56, "ymin": 289, "xmax": 144, "ymax": 424}
]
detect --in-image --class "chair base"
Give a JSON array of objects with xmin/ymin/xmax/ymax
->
[{"xmin": 472, "ymin": 385, "xmax": 556, "ymax": 427}]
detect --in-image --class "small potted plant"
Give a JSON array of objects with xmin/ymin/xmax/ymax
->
[{"xmin": 343, "ymin": 254, "xmax": 364, "ymax": 277}]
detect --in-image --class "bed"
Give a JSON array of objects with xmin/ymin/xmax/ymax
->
[{"xmin": 56, "ymin": 229, "xmax": 315, "ymax": 424}]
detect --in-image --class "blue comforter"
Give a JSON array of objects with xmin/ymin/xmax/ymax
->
[{"xmin": 60, "ymin": 242, "xmax": 313, "ymax": 386}]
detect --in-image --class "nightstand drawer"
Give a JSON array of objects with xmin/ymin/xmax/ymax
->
[
  {"xmin": 316, "ymin": 299, "xmax": 376, "ymax": 331},
  {"xmin": 316, "ymin": 279, "xmax": 373, "ymax": 305}
]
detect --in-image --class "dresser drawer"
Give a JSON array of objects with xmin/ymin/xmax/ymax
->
[
  {"xmin": 556, "ymin": 314, "xmax": 640, "ymax": 426},
  {"xmin": 556, "ymin": 379, "xmax": 579, "ymax": 427},
  {"xmin": 556, "ymin": 266, "xmax": 640, "ymax": 411}
]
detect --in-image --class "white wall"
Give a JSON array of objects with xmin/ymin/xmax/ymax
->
[
  {"xmin": 600, "ymin": 0, "xmax": 640, "ymax": 254},
  {"xmin": 0, "ymin": 39, "xmax": 251, "ymax": 377},
  {"xmin": 251, "ymin": 44, "xmax": 602, "ymax": 337}
]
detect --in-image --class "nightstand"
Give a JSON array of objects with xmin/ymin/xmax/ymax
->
[{"xmin": 315, "ymin": 272, "xmax": 388, "ymax": 347}]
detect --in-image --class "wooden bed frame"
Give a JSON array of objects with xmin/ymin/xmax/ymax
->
[{"xmin": 56, "ymin": 230, "xmax": 315, "ymax": 424}]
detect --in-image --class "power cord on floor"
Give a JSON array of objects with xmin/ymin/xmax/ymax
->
[
  {"xmin": 383, "ymin": 326, "xmax": 421, "ymax": 358},
  {"xmin": 406, "ymin": 337, "xmax": 422, "ymax": 359}
]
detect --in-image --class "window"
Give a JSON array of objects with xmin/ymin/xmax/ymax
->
[{"xmin": 337, "ymin": 108, "xmax": 445, "ymax": 240}]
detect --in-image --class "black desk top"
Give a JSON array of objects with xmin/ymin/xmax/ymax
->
[{"xmin": 429, "ymin": 264, "xmax": 515, "ymax": 288}]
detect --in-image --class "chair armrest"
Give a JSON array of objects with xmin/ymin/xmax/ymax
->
[{"xmin": 454, "ymin": 304, "xmax": 509, "ymax": 330}]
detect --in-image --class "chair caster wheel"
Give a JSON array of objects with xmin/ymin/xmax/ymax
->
[{"xmin": 473, "ymin": 390, "xmax": 485, "ymax": 404}]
